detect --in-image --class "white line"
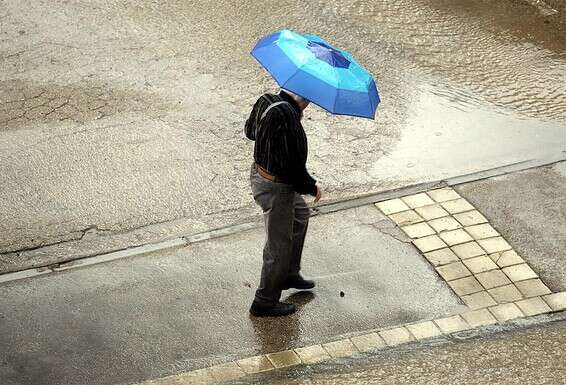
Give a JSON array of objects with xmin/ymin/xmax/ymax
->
[
  {"xmin": 0, "ymin": 267, "xmax": 52, "ymax": 284},
  {"xmin": 53, "ymin": 238, "xmax": 187, "ymax": 272}
]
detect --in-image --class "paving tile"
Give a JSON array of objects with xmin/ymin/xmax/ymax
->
[
  {"xmin": 439, "ymin": 229, "xmax": 473, "ymax": 246},
  {"xmin": 426, "ymin": 187, "xmax": 461, "ymax": 202},
  {"xmin": 401, "ymin": 193, "xmax": 435, "ymax": 208},
  {"xmin": 462, "ymin": 256, "xmax": 498, "ymax": 274},
  {"xmin": 488, "ymin": 284, "xmax": 523, "ymax": 303},
  {"xmin": 502, "ymin": 264, "xmax": 538, "ymax": 282},
  {"xmin": 376, "ymin": 199, "xmax": 410, "ymax": 215},
  {"xmin": 406, "ymin": 321, "xmax": 442, "ymax": 340},
  {"xmin": 542, "ymin": 292, "xmax": 566, "ymax": 311},
  {"xmin": 379, "ymin": 327, "xmax": 415, "ymax": 346},
  {"xmin": 322, "ymin": 339, "xmax": 358, "ymax": 358},
  {"xmin": 451, "ymin": 241, "xmax": 486, "ymax": 260},
  {"xmin": 413, "ymin": 235, "xmax": 447, "ymax": 253},
  {"xmin": 461, "ymin": 309, "xmax": 497, "ymax": 327},
  {"xmin": 294, "ymin": 345, "xmax": 331, "ymax": 365},
  {"xmin": 515, "ymin": 279, "xmax": 552, "ymax": 298},
  {"xmin": 389, "ymin": 210, "xmax": 424, "ymax": 226},
  {"xmin": 441, "ymin": 198, "xmax": 475, "ymax": 214},
  {"xmin": 162, "ymin": 368, "xmax": 213, "ymax": 385},
  {"xmin": 436, "ymin": 262, "xmax": 471, "ymax": 281},
  {"xmin": 489, "ymin": 303, "xmax": 524, "ymax": 322},
  {"xmin": 491, "ymin": 250, "xmax": 525, "ymax": 268},
  {"xmin": 453, "ymin": 210, "xmax": 488, "ymax": 226},
  {"xmin": 448, "ymin": 276, "xmax": 484, "ymax": 296},
  {"xmin": 414, "ymin": 204, "xmax": 450, "ymax": 220},
  {"xmin": 428, "ymin": 216, "xmax": 462, "ymax": 233},
  {"xmin": 401, "ymin": 222, "xmax": 435, "ymax": 238},
  {"xmin": 461, "ymin": 291, "xmax": 497, "ymax": 310},
  {"xmin": 477, "ymin": 237, "xmax": 512, "ymax": 254},
  {"xmin": 424, "ymin": 248, "xmax": 460, "ymax": 266},
  {"xmin": 475, "ymin": 270, "xmax": 512, "ymax": 290},
  {"xmin": 433, "ymin": 315, "xmax": 470, "ymax": 334},
  {"xmin": 237, "ymin": 355, "xmax": 274, "ymax": 374},
  {"xmin": 350, "ymin": 333, "xmax": 387, "ymax": 352},
  {"xmin": 464, "ymin": 224, "xmax": 499, "ymax": 240},
  {"xmin": 266, "ymin": 350, "xmax": 302, "ymax": 368},
  {"xmin": 488, "ymin": 253, "xmax": 500, "ymax": 263},
  {"xmin": 208, "ymin": 362, "xmax": 245, "ymax": 382},
  {"xmin": 515, "ymin": 297, "xmax": 552, "ymax": 316}
]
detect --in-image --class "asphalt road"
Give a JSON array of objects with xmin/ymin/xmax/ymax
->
[
  {"xmin": 1, "ymin": 2, "xmax": 566, "ymax": 385},
  {"xmin": 1, "ymin": 0, "xmax": 565, "ymax": 262}
]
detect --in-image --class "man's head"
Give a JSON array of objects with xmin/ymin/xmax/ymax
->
[{"xmin": 281, "ymin": 89, "xmax": 310, "ymax": 111}]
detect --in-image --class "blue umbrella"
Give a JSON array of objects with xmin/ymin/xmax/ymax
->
[{"xmin": 251, "ymin": 29, "xmax": 380, "ymax": 119}]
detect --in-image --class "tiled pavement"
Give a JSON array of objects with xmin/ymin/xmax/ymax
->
[
  {"xmin": 378, "ymin": 188, "xmax": 558, "ymax": 312},
  {"xmin": 138, "ymin": 187, "xmax": 566, "ymax": 385}
]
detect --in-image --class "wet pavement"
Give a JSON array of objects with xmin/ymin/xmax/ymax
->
[
  {"xmin": 231, "ymin": 315, "xmax": 566, "ymax": 385},
  {"xmin": 0, "ymin": 205, "xmax": 464, "ymax": 385},
  {"xmin": 456, "ymin": 161, "xmax": 566, "ymax": 292},
  {"xmin": 2, "ymin": 2, "xmax": 566, "ymax": 384},
  {"xmin": 1, "ymin": 0, "xmax": 565, "ymax": 265},
  {"xmin": 1, "ymin": 164, "xmax": 565, "ymax": 385}
]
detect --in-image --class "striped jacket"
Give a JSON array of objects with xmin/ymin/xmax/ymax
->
[{"xmin": 245, "ymin": 91, "xmax": 317, "ymax": 196}]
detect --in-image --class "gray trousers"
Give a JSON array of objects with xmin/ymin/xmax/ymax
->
[{"xmin": 250, "ymin": 164, "xmax": 310, "ymax": 305}]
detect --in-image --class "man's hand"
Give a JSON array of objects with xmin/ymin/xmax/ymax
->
[{"xmin": 314, "ymin": 186, "xmax": 322, "ymax": 203}]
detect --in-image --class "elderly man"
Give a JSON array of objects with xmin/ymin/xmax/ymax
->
[{"xmin": 245, "ymin": 88, "xmax": 321, "ymax": 317}]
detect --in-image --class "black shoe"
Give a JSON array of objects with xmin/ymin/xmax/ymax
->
[
  {"xmin": 249, "ymin": 301, "xmax": 296, "ymax": 317},
  {"xmin": 282, "ymin": 275, "xmax": 316, "ymax": 290}
]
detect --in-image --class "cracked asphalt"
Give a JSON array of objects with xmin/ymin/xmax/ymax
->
[
  {"xmin": 1, "ymin": 0, "xmax": 565, "ymax": 271},
  {"xmin": 1, "ymin": 2, "xmax": 566, "ymax": 385}
]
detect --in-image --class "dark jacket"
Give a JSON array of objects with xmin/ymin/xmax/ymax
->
[{"xmin": 245, "ymin": 91, "xmax": 317, "ymax": 196}]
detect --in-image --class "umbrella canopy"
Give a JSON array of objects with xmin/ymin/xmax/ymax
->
[{"xmin": 251, "ymin": 29, "xmax": 380, "ymax": 119}]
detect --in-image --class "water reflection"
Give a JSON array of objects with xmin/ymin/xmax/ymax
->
[
  {"xmin": 249, "ymin": 292, "xmax": 315, "ymax": 354},
  {"xmin": 325, "ymin": 0, "xmax": 566, "ymax": 121},
  {"xmin": 369, "ymin": 80, "xmax": 565, "ymax": 185},
  {"xmin": 122, "ymin": 0, "xmax": 566, "ymax": 195}
]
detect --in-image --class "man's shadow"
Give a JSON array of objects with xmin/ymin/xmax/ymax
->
[{"xmin": 248, "ymin": 291, "xmax": 315, "ymax": 353}]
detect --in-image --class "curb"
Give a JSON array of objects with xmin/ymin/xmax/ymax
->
[
  {"xmin": 137, "ymin": 302, "xmax": 566, "ymax": 385},
  {"xmin": 1, "ymin": 155, "xmax": 564, "ymax": 284},
  {"xmin": 137, "ymin": 182, "xmax": 566, "ymax": 385}
]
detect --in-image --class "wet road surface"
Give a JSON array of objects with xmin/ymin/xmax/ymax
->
[
  {"xmin": 231, "ymin": 316, "xmax": 566, "ymax": 385},
  {"xmin": 456, "ymin": 161, "xmax": 566, "ymax": 292},
  {"xmin": 1, "ymin": 0, "xmax": 565, "ymax": 263},
  {"xmin": 0, "ymin": 206, "xmax": 464, "ymax": 385}
]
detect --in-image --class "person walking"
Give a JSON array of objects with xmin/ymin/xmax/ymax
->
[
  {"xmin": 245, "ymin": 88, "xmax": 321, "ymax": 317},
  {"xmin": 245, "ymin": 29, "xmax": 380, "ymax": 316}
]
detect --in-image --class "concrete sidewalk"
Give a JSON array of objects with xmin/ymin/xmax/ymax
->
[
  {"xmin": 231, "ymin": 315, "xmax": 566, "ymax": 385},
  {"xmin": 0, "ymin": 205, "xmax": 464, "ymax": 385},
  {"xmin": 1, "ymin": 164, "xmax": 565, "ymax": 385}
]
